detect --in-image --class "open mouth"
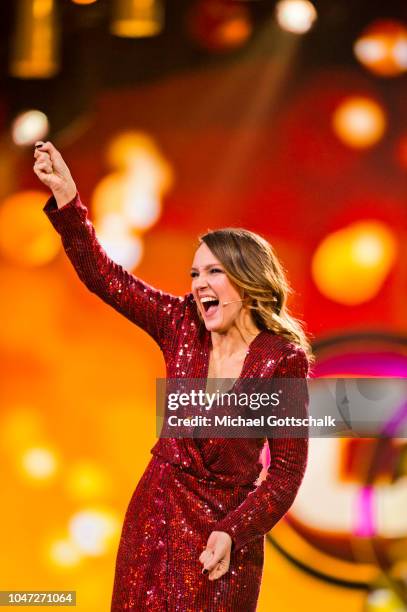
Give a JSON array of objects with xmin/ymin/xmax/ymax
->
[{"xmin": 200, "ymin": 297, "xmax": 220, "ymax": 317}]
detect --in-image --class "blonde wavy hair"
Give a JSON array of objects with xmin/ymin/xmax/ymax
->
[{"xmin": 198, "ymin": 227, "xmax": 314, "ymax": 365}]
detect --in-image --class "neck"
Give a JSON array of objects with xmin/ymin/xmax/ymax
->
[{"xmin": 210, "ymin": 313, "xmax": 261, "ymax": 357}]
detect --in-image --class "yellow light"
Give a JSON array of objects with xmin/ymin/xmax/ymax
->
[
  {"xmin": 275, "ymin": 0, "xmax": 317, "ymax": 34},
  {"xmin": 11, "ymin": 110, "xmax": 49, "ymax": 146},
  {"xmin": 95, "ymin": 212, "xmax": 144, "ymax": 269},
  {"xmin": 111, "ymin": 0, "xmax": 164, "ymax": 38},
  {"xmin": 106, "ymin": 131, "xmax": 173, "ymax": 180},
  {"xmin": 0, "ymin": 408, "xmax": 43, "ymax": 453},
  {"xmin": 65, "ymin": 461, "xmax": 111, "ymax": 501},
  {"xmin": 366, "ymin": 588, "xmax": 405, "ymax": 611},
  {"xmin": 48, "ymin": 538, "xmax": 82, "ymax": 568},
  {"xmin": 92, "ymin": 131, "xmax": 173, "ymax": 238},
  {"xmin": 332, "ymin": 96, "xmax": 386, "ymax": 149},
  {"xmin": 10, "ymin": 0, "xmax": 60, "ymax": 79},
  {"xmin": 0, "ymin": 190, "xmax": 61, "ymax": 266},
  {"xmin": 68, "ymin": 508, "xmax": 120, "ymax": 556},
  {"xmin": 20, "ymin": 446, "xmax": 59, "ymax": 482},
  {"xmin": 311, "ymin": 221, "xmax": 397, "ymax": 305},
  {"xmin": 354, "ymin": 20, "xmax": 407, "ymax": 77}
]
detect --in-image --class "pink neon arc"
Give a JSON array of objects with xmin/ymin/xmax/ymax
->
[{"xmin": 355, "ymin": 485, "xmax": 376, "ymax": 537}]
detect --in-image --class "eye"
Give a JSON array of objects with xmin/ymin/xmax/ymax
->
[
  {"xmin": 210, "ymin": 268, "xmax": 223, "ymax": 274},
  {"xmin": 190, "ymin": 271, "xmax": 198, "ymax": 278}
]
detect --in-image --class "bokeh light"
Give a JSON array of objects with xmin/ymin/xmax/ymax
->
[
  {"xmin": 20, "ymin": 446, "xmax": 59, "ymax": 482},
  {"xmin": 188, "ymin": 0, "xmax": 252, "ymax": 52},
  {"xmin": 95, "ymin": 213, "xmax": 143, "ymax": 269},
  {"xmin": 366, "ymin": 587, "xmax": 406, "ymax": 611},
  {"xmin": 0, "ymin": 191, "xmax": 61, "ymax": 266},
  {"xmin": 332, "ymin": 96, "xmax": 387, "ymax": 149},
  {"xmin": 65, "ymin": 461, "xmax": 112, "ymax": 501},
  {"xmin": 71, "ymin": 0, "xmax": 98, "ymax": 4},
  {"xmin": 10, "ymin": 0, "xmax": 59, "ymax": 78},
  {"xmin": 311, "ymin": 220, "xmax": 398, "ymax": 304},
  {"xmin": 48, "ymin": 538, "xmax": 82, "ymax": 569},
  {"xmin": 106, "ymin": 131, "xmax": 174, "ymax": 182},
  {"xmin": 275, "ymin": 0, "xmax": 317, "ymax": 35},
  {"xmin": 91, "ymin": 131, "xmax": 174, "ymax": 268},
  {"xmin": 68, "ymin": 508, "xmax": 120, "ymax": 556},
  {"xmin": 11, "ymin": 110, "xmax": 49, "ymax": 146},
  {"xmin": 111, "ymin": 0, "xmax": 164, "ymax": 38},
  {"xmin": 354, "ymin": 20, "xmax": 407, "ymax": 78},
  {"xmin": 0, "ymin": 408, "xmax": 44, "ymax": 453}
]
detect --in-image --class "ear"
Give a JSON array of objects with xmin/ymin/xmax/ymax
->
[{"xmin": 242, "ymin": 293, "xmax": 254, "ymax": 308}]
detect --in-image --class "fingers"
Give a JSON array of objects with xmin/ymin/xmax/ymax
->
[
  {"xmin": 200, "ymin": 546, "xmax": 229, "ymax": 581},
  {"xmin": 33, "ymin": 166, "xmax": 53, "ymax": 188},
  {"xmin": 34, "ymin": 148, "xmax": 51, "ymax": 162},
  {"xmin": 34, "ymin": 157, "xmax": 53, "ymax": 174},
  {"xmin": 34, "ymin": 156, "xmax": 53, "ymax": 173},
  {"xmin": 208, "ymin": 558, "xmax": 229, "ymax": 581},
  {"xmin": 199, "ymin": 549, "xmax": 212, "ymax": 566},
  {"xmin": 200, "ymin": 546, "xmax": 222, "ymax": 572},
  {"xmin": 34, "ymin": 140, "xmax": 60, "ymax": 165}
]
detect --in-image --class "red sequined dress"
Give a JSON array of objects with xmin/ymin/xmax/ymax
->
[{"xmin": 44, "ymin": 194, "xmax": 309, "ymax": 612}]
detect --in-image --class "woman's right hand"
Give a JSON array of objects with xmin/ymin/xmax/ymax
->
[{"xmin": 33, "ymin": 141, "xmax": 77, "ymax": 209}]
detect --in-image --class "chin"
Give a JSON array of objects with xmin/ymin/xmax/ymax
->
[{"xmin": 204, "ymin": 318, "xmax": 228, "ymax": 333}]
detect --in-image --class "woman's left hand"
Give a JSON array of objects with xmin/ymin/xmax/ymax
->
[{"xmin": 199, "ymin": 531, "xmax": 232, "ymax": 580}]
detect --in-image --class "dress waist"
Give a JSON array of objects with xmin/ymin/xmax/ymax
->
[{"xmin": 150, "ymin": 438, "xmax": 258, "ymax": 491}]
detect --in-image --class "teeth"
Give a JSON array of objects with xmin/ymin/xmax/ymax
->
[{"xmin": 201, "ymin": 296, "xmax": 217, "ymax": 303}]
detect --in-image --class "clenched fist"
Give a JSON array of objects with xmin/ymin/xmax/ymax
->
[{"xmin": 33, "ymin": 141, "xmax": 77, "ymax": 209}]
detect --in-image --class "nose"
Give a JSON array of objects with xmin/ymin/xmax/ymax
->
[{"xmin": 192, "ymin": 271, "xmax": 210, "ymax": 290}]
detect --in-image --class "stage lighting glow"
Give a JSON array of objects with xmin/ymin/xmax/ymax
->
[
  {"xmin": 48, "ymin": 539, "xmax": 82, "ymax": 568},
  {"xmin": 275, "ymin": 0, "xmax": 317, "ymax": 35},
  {"xmin": 111, "ymin": 0, "xmax": 164, "ymax": 38},
  {"xmin": 21, "ymin": 446, "xmax": 59, "ymax": 482},
  {"xmin": 68, "ymin": 509, "xmax": 120, "ymax": 556},
  {"xmin": 66, "ymin": 461, "xmax": 111, "ymax": 501},
  {"xmin": 71, "ymin": 0, "xmax": 97, "ymax": 4},
  {"xmin": 215, "ymin": 16, "xmax": 251, "ymax": 48},
  {"xmin": 1, "ymin": 408, "xmax": 43, "ymax": 452},
  {"xmin": 11, "ymin": 110, "xmax": 49, "ymax": 146},
  {"xmin": 92, "ymin": 131, "xmax": 173, "ymax": 257},
  {"xmin": 188, "ymin": 0, "xmax": 252, "ymax": 52},
  {"xmin": 354, "ymin": 20, "xmax": 407, "ymax": 77},
  {"xmin": 332, "ymin": 97, "xmax": 386, "ymax": 149},
  {"xmin": 366, "ymin": 587, "xmax": 405, "ymax": 611},
  {"xmin": 95, "ymin": 213, "xmax": 143, "ymax": 269},
  {"xmin": 106, "ymin": 132, "xmax": 173, "ymax": 183},
  {"xmin": 311, "ymin": 221, "xmax": 397, "ymax": 305},
  {"xmin": 10, "ymin": 0, "xmax": 59, "ymax": 78},
  {"xmin": 396, "ymin": 134, "xmax": 407, "ymax": 170},
  {"xmin": 352, "ymin": 233, "xmax": 387, "ymax": 266},
  {"xmin": 0, "ymin": 191, "xmax": 61, "ymax": 266}
]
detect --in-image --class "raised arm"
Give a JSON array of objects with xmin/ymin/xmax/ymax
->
[
  {"xmin": 213, "ymin": 347, "xmax": 309, "ymax": 552},
  {"xmin": 34, "ymin": 141, "xmax": 187, "ymax": 351}
]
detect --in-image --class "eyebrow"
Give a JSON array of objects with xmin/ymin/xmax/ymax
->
[{"xmin": 190, "ymin": 263, "xmax": 223, "ymax": 271}]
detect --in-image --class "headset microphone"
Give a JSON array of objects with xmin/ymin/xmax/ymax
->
[{"xmin": 222, "ymin": 299, "xmax": 244, "ymax": 307}]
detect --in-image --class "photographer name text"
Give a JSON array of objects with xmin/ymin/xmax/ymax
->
[{"xmin": 166, "ymin": 415, "xmax": 336, "ymax": 427}]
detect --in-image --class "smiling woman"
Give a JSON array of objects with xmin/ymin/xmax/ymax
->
[{"xmin": 34, "ymin": 140, "xmax": 312, "ymax": 612}]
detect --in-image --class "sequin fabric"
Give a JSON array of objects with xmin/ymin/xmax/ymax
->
[{"xmin": 44, "ymin": 194, "xmax": 310, "ymax": 612}]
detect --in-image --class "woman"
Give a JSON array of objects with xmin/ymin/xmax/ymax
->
[{"xmin": 34, "ymin": 141, "xmax": 312, "ymax": 612}]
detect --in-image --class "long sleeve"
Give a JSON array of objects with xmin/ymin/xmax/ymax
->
[
  {"xmin": 213, "ymin": 347, "xmax": 309, "ymax": 552},
  {"xmin": 43, "ymin": 193, "xmax": 187, "ymax": 352}
]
